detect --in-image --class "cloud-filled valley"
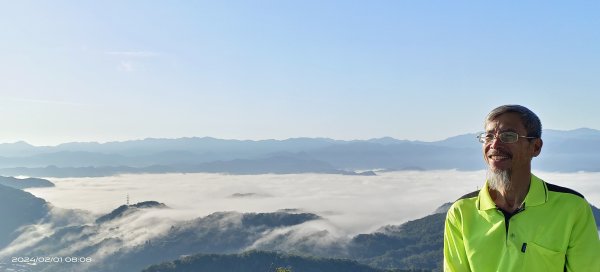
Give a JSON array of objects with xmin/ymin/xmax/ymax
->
[
  {"xmin": 1, "ymin": 170, "xmax": 599, "ymax": 271},
  {"xmin": 25, "ymin": 171, "xmax": 600, "ymax": 234}
]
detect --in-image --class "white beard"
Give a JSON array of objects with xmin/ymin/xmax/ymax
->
[{"xmin": 487, "ymin": 168, "xmax": 512, "ymax": 192}]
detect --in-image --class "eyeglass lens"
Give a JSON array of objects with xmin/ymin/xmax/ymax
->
[{"xmin": 478, "ymin": 132, "xmax": 518, "ymax": 143}]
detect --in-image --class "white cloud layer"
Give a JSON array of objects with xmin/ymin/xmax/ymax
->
[{"xmin": 25, "ymin": 170, "xmax": 600, "ymax": 236}]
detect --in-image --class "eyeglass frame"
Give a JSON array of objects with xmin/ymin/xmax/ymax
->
[{"xmin": 477, "ymin": 131, "xmax": 538, "ymax": 144}]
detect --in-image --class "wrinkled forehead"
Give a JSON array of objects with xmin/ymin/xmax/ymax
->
[{"xmin": 485, "ymin": 112, "xmax": 527, "ymax": 133}]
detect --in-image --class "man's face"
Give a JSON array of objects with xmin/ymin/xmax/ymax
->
[{"xmin": 483, "ymin": 112, "xmax": 541, "ymax": 173}]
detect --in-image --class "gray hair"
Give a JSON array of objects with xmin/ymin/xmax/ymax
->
[{"xmin": 485, "ymin": 105, "xmax": 542, "ymax": 138}]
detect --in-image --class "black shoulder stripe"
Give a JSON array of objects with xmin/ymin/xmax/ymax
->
[
  {"xmin": 546, "ymin": 182, "xmax": 585, "ymax": 199},
  {"xmin": 456, "ymin": 190, "xmax": 479, "ymax": 201}
]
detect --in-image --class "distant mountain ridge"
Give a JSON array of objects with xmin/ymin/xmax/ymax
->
[
  {"xmin": 0, "ymin": 128, "xmax": 599, "ymax": 177},
  {"xmin": 0, "ymin": 176, "xmax": 54, "ymax": 189}
]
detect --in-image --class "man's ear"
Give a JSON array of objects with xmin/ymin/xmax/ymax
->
[{"xmin": 532, "ymin": 138, "xmax": 543, "ymax": 157}]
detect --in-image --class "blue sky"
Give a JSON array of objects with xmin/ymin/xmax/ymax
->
[{"xmin": 1, "ymin": 1, "xmax": 599, "ymax": 145}]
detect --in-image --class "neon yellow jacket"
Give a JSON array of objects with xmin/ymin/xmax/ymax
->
[{"xmin": 444, "ymin": 174, "xmax": 600, "ymax": 272}]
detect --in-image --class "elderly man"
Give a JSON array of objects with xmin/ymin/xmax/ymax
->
[{"xmin": 443, "ymin": 105, "xmax": 600, "ymax": 271}]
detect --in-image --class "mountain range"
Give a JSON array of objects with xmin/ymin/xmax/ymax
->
[{"xmin": 1, "ymin": 128, "xmax": 599, "ymax": 177}]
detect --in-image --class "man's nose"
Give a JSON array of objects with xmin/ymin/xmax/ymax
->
[{"xmin": 489, "ymin": 135, "xmax": 502, "ymax": 149}]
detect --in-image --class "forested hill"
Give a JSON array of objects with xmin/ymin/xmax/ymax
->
[
  {"xmin": 0, "ymin": 176, "xmax": 54, "ymax": 189},
  {"xmin": 141, "ymin": 250, "xmax": 429, "ymax": 272},
  {"xmin": 140, "ymin": 203, "xmax": 600, "ymax": 272},
  {"xmin": 136, "ymin": 209, "xmax": 448, "ymax": 272},
  {"xmin": 0, "ymin": 184, "xmax": 48, "ymax": 248}
]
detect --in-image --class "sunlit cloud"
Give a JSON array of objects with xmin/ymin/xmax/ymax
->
[
  {"xmin": 248, "ymin": 219, "xmax": 347, "ymax": 255},
  {"xmin": 0, "ymin": 223, "xmax": 54, "ymax": 257},
  {"xmin": 0, "ymin": 207, "xmax": 94, "ymax": 258}
]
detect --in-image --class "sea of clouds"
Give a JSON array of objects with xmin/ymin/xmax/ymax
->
[
  {"xmin": 0, "ymin": 170, "xmax": 596, "ymax": 270},
  {"xmin": 25, "ymin": 170, "xmax": 600, "ymax": 235}
]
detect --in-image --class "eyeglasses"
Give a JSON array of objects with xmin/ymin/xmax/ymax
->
[{"xmin": 477, "ymin": 132, "xmax": 537, "ymax": 144}]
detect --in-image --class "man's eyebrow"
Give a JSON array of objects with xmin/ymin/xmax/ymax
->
[{"xmin": 485, "ymin": 128, "xmax": 518, "ymax": 133}]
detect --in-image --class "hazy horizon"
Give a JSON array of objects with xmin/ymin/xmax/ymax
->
[{"xmin": 2, "ymin": 126, "xmax": 598, "ymax": 147}]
